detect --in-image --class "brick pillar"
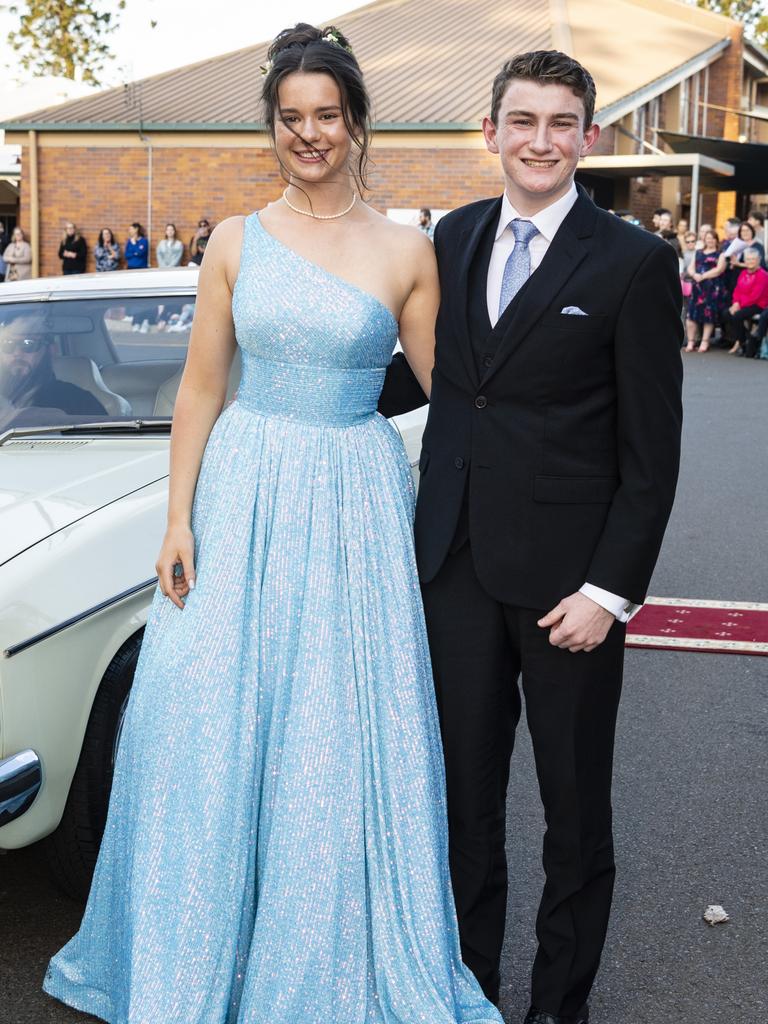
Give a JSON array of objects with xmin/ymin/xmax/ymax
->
[{"xmin": 706, "ymin": 23, "xmax": 744, "ymax": 228}]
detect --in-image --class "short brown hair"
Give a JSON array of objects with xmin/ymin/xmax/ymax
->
[{"xmin": 490, "ymin": 50, "xmax": 597, "ymax": 128}]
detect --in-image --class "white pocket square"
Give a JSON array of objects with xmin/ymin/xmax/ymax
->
[{"xmin": 560, "ymin": 305, "xmax": 588, "ymax": 315}]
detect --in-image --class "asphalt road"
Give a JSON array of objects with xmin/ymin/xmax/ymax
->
[{"xmin": 1, "ymin": 349, "xmax": 766, "ymax": 1024}]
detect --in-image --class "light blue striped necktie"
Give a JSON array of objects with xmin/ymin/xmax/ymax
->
[{"xmin": 498, "ymin": 219, "xmax": 539, "ymax": 318}]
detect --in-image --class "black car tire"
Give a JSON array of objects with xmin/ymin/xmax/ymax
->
[{"xmin": 45, "ymin": 630, "xmax": 143, "ymax": 901}]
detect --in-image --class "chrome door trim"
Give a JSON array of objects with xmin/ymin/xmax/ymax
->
[{"xmin": 3, "ymin": 578, "xmax": 157, "ymax": 659}]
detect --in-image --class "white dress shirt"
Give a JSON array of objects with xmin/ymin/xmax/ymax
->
[
  {"xmin": 487, "ymin": 184, "xmax": 578, "ymax": 325},
  {"xmin": 485, "ymin": 184, "xmax": 638, "ymax": 623}
]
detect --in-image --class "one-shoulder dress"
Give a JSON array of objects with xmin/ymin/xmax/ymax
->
[{"xmin": 44, "ymin": 212, "xmax": 503, "ymax": 1024}]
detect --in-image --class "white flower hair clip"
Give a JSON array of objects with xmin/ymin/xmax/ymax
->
[
  {"xmin": 260, "ymin": 28, "xmax": 352, "ymax": 75},
  {"xmin": 321, "ymin": 29, "xmax": 353, "ymax": 53}
]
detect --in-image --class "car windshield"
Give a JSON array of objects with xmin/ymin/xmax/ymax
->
[{"xmin": 0, "ymin": 295, "xmax": 200, "ymax": 433}]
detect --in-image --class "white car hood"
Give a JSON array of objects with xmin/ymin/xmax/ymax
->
[{"xmin": 0, "ymin": 438, "xmax": 169, "ymax": 565}]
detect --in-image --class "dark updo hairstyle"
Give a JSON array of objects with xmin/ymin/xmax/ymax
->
[{"xmin": 261, "ymin": 23, "xmax": 371, "ymax": 193}]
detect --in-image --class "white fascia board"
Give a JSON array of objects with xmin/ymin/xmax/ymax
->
[
  {"xmin": 596, "ymin": 38, "xmax": 731, "ymax": 127},
  {"xmin": 744, "ymin": 41, "xmax": 768, "ymax": 77},
  {"xmin": 579, "ymin": 152, "xmax": 735, "ymax": 178}
]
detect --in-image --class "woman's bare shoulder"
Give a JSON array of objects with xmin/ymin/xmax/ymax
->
[
  {"xmin": 208, "ymin": 215, "xmax": 247, "ymax": 246},
  {"xmin": 200, "ymin": 217, "xmax": 247, "ymax": 285}
]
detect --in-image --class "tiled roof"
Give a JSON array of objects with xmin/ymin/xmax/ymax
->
[{"xmin": 1, "ymin": 0, "xmax": 731, "ymax": 130}]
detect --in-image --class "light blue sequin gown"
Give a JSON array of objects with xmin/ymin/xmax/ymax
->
[{"xmin": 44, "ymin": 213, "xmax": 503, "ymax": 1024}]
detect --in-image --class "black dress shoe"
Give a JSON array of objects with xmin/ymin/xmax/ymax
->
[{"xmin": 523, "ymin": 1007, "xmax": 589, "ymax": 1024}]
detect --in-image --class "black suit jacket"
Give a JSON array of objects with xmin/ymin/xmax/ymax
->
[{"xmin": 413, "ymin": 187, "xmax": 683, "ymax": 610}]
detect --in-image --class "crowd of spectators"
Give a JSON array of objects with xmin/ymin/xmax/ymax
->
[
  {"xmin": 3, "ymin": 205, "xmax": 768, "ymax": 361},
  {"xmin": 673, "ymin": 209, "xmax": 768, "ymax": 359},
  {"xmin": 615, "ymin": 206, "xmax": 768, "ymax": 360},
  {"xmin": 0, "ymin": 217, "xmax": 215, "ymax": 281}
]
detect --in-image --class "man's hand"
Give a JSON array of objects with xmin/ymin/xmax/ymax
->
[
  {"xmin": 730, "ymin": 302, "xmax": 740, "ymax": 314},
  {"xmin": 537, "ymin": 592, "xmax": 616, "ymax": 653}
]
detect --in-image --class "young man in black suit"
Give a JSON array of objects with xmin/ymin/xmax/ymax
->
[{"xmin": 384, "ymin": 51, "xmax": 683, "ymax": 1024}]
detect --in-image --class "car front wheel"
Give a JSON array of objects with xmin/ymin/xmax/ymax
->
[{"xmin": 45, "ymin": 631, "xmax": 143, "ymax": 901}]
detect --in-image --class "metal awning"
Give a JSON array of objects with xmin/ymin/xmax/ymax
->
[
  {"xmin": 578, "ymin": 152, "xmax": 734, "ymax": 186},
  {"xmin": 577, "ymin": 152, "xmax": 735, "ymax": 228},
  {"xmin": 659, "ymin": 131, "xmax": 768, "ymax": 193}
]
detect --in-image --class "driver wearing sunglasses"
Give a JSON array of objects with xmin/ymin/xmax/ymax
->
[{"xmin": 0, "ymin": 316, "xmax": 107, "ymax": 421}]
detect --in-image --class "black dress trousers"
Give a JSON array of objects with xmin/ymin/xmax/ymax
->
[{"xmin": 421, "ymin": 539, "xmax": 626, "ymax": 1017}]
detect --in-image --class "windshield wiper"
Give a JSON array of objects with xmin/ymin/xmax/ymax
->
[{"xmin": 0, "ymin": 419, "xmax": 174, "ymax": 446}]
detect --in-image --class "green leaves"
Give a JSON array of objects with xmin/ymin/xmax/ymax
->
[
  {"xmin": 695, "ymin": 0, "xmax": 768, "ymax": 47},
  {"xmin": 5, "ymin": 0, "xmax": 143, "ymax": 84}
]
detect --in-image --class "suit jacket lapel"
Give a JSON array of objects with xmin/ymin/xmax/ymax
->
[
  {"xmin": 451, "ymin": 197, "xmax": 502, "ymax": 387},
  {"xmin": 479, "ymin": 188, "xmax": 598, "ymax": 387}
]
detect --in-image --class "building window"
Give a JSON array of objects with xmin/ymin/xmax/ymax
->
[
  {"xmin": 632, "ymin": 104, "xmax": 647, "ymax": 153},
  {"xmin": 680, "ymin": 77, "xmax": 690, "ymax": 134},
  {"xmin": 648, "ymin": 96, "xmax": 660, "ymax": 149}
]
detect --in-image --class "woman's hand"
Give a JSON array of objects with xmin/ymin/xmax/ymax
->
[{"xmin": 156, "ymin": 524, "xmax": 196, "ymax": 609}]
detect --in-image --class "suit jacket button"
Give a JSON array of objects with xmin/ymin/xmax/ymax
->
[
  {"xmin": 474, "ymin": 395, "xmax": 487, "ymax": 409},
  {"xmin": 454, "ymin": 457, "xmax": 465, "ymax": 470},
  {"xmin": 483, "ymin": 354, "xmax": 493, "ymax": 368}
]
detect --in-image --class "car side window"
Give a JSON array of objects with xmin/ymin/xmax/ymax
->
[
  {"xmin": 0, "ymin": 295, "xmax": 196, "ymax": 430},
  {"xmin": 104, "ymin": 300, "xmax": 196, "ymax": 363}
]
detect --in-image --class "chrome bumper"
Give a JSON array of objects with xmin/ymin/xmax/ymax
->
[{"xmin": 0, "ymin": 749, "xmax": 42, "ymax": 827}]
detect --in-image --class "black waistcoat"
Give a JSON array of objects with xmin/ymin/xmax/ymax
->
[
  {"xmin": 451, "ymin": 216, "xmax": 497, "ymax": 550},
  {"xmin": 453, "ymin": 211, "xmax": 539, "ymax": 550},
  {"xmin": 467, "ymin": 212, "xmax": 536, "ymax": 376},
  {"xmin": 467, "ymin": 213, "xmax": 497, "ymax": 375}
]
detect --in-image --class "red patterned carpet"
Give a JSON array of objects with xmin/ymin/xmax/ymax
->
[{"xmin": 626, "ymin": 598, "xmax": 768, "ymax": 655}]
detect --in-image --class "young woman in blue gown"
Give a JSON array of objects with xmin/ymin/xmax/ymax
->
[{"xmin": 44, "ymin": 23, "xmax": 503, "ymax": 1024}]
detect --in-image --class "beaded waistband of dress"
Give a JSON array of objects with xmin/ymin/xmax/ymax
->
[{"xmin": 234, "ymin": 355, "xmax": 387, "ymax": 426}]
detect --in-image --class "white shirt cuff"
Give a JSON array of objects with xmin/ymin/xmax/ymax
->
[{"xmin": 579, "ymin": 583, "xmax": 641, "ymax": 623}]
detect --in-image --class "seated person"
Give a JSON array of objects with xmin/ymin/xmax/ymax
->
[
  {"xmin": 0, "ymin": 315, "xmax": 108, "ymax": 419},
  {"xmin": 723, "ymin": 248, "xmax": 768, "ymax": 357},
  {"xmin": 752, "ymin": 304, "xmax": 768, "ymax": 359}
]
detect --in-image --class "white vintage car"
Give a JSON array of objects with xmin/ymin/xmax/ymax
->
[{"xmin": 0, "ymin": 268, "xmax": 426, "ymax": 898}]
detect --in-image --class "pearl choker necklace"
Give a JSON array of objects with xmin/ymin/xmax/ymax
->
[{"xmin": 282, "ymin": 189, "xmax": 356, "ymax": 220}]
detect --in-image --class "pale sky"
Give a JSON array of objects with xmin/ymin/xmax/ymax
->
[{"xmin": 0, "ymin": 1, "xmax": 363, "ymax": 87}]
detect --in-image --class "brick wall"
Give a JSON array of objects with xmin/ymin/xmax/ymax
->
[
  {"xmin": 20, "ymin": 141, "xmax": 507, "ymax": 277},
  {"xmin": 704, "ymin": 24, "xmax": 744, "ymax": 140},
  {"xmin": 629, "ymin": 176, "xmax": 664, "ymax": 230},
  {"xmin": 18, "ymin": 133, "xmax": 716, "ymax": 275},
  {"xmin": 367, "ymin": 147, "xmax": 503, "ymax": 212},
  {"xmin": 699, "ymin": 194, "xmax": 720, "ymax": 231},
  {"xmin": 589, "ymin": 125, "xmax": 616, "ymax": 156},
  {"xmin": 20, "ymin": 144, "xmax": 284, "ymax": 277},
  {"xmin": 704, "ymin": 26, "xmax": 743, "ymax": 226}
]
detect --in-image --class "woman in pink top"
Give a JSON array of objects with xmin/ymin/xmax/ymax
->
[{"xmin": 723, "ymin": 247, "xmax": 768, "ymax": 355}]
